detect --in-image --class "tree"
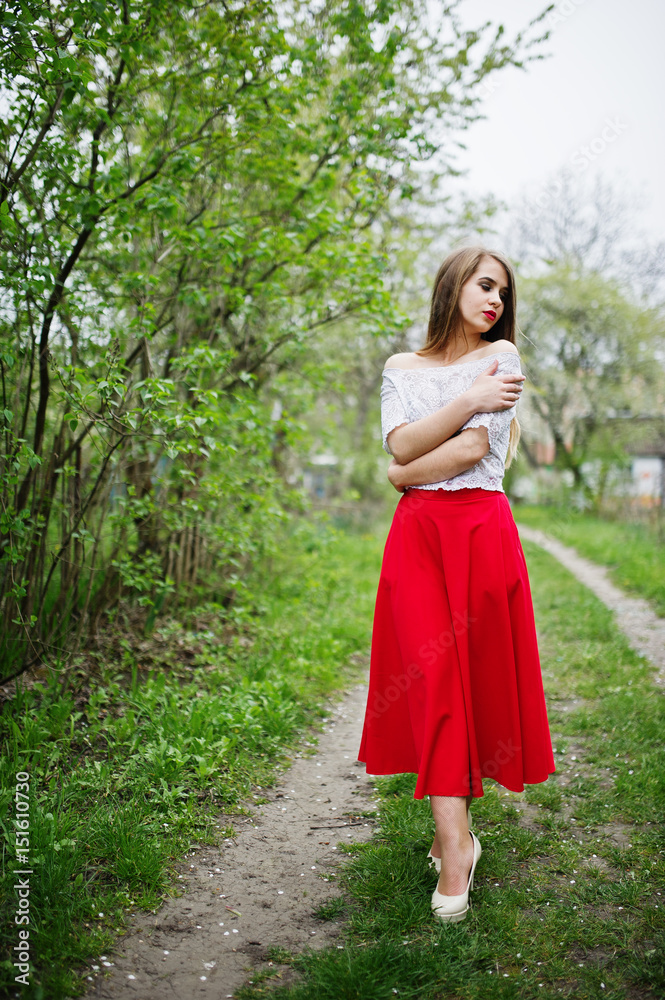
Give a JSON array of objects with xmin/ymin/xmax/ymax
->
[
  {"xmin": 517, "ymin": 263, "xmax": 665, "ymax": 505},
  {"xmin": 0, "ymin": 0, "xmax": 552, "ymax": 678},
  {"xmin": 505, "ymin": 168, "xmax": 665, "ymax": 307}
]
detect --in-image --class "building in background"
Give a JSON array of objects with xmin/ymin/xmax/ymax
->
[{"xmin": 301, "ymin": 454, "xmax": 339, "ymax": 500}]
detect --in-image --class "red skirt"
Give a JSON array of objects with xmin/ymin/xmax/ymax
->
[{"xmin": 358, "ymin": 486, "xmax": 555, "ymax": 799}]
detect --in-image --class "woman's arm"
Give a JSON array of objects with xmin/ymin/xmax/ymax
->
[
  {"xmin": 387, "ymin": 427, "xmax": 489, "ymax": 492},
  {"xmin": 386, "ymin": 356, "xmax": 523, "ymax": 465}
]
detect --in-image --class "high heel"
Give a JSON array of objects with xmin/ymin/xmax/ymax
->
[
  {"xmin": 431, "ymin": 831, "xmax": 481, "ymax": 923},
  {"xmin": 427, "ymin": 809, "xmax": 472, "ymax": 874}
]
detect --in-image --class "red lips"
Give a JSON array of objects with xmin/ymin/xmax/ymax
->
[{"xmin": 483, "ymin": 310, "xmax": 496, "ymax": 320}]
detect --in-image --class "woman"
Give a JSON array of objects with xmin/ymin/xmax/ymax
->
[{"xmin": 357, "ymin": 245, "xmax": 555, "ymax": 923}]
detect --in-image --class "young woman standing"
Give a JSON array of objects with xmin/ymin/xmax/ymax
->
[{"xmin": 358, "ymin": 245, "xmax": 555, "ymax": 923}]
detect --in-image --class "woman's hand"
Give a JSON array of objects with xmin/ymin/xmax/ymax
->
[
  {"xmin": 387, "ymin": 428, "xmax": 488, "ymax": 492},
  {"xmin": 387, "ymin": 458, "xmax": 408, "ymax": 492},
  {"xmin": 465, "ymin": 357, "xmax": 525, "ymax": 412}
]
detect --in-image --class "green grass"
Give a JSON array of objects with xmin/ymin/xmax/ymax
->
[
  {"xmin": 237, "ymin": 538, "xmax": 665, "ymax": 1000},
  {"xmin": 513, "ymin": 504, "xmax": 665, "ymax": 617},
  {"xmin": 5, "ymin": 504, "xmax": 663, "ymax": 999},
  {"xmin": 0, "ymin": 513, "xmax": 384, "ymax": 1000}
]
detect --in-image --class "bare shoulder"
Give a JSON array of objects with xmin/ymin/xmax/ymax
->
[
  {"xmin": 486, "ymin": 340, "xmax": 519, "ymax": 356},
  {"xmin": 383, "ymin": 352, "xmax": 417, "ymax": 370}
]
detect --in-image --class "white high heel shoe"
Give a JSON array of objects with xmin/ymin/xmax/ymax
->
[
  {"xmin": 427, "ymin": 809, "xmax": 472, "ymax": 874},
  {"xmin": 430, "ymin": 830, "xmax": 481, "ymax": 924}
]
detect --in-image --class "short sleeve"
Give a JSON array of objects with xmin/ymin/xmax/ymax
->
[
  {"xmin": 380, "ymin": 371, "xmax": 409, "ymax": 456},
  {"xmin": 459, "ymin": 352, "xmax": 521, "ymax": 460}
]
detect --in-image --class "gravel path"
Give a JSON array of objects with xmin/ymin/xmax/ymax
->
[
  {"xmin": 517, "ymin": 524, "xmax": 665, "ymax": 686},
  {"xmin": 82, "ymin": 682, "xmax": 375, "ymax": 999}
]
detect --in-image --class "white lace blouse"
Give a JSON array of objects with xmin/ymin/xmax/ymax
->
[{"xmin": 380, "ymin": 350, "xmax": 521, "ymax": 493}]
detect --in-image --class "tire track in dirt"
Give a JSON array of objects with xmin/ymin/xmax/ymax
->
[{"xmin": 82, "ymin": 681, "xmax": 375, "ymax": 999}]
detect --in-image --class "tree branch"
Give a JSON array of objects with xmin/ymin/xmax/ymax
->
[{"xmin": 0, "ymin": 87, "xmax": 65, "ymax": 205}]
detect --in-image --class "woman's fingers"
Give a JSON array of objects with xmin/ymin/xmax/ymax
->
[
  {"xmin": 501, "ymin": 375, "xmax": 524, "ymax": 394},
  {"xmin": 470, "ymin": 367, "xmax": 525, "ymax": 411}
]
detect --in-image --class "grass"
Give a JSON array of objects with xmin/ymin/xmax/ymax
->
[
  {"xmin": 236, "ymin": 537, "xmax": 665, "ymax": 1000},
  {"xmin": 4, "ymin": 502, "xmax": 663, "ymax": 999},
  {"xmin": 0, "ymin": 513, "xmax": 383, "ymax": 1000},
  {"xmin": 513, "ymin": 504, "xmax": 665, "ymax": 617}
]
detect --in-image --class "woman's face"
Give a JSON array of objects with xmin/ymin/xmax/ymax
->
[{"xmin": 457, "ymin": 256, "xmax": 509, "ymax": 337}]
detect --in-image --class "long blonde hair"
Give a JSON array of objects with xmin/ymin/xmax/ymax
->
[{"xmin": 417, "ymin": 245, "xmax": 521, "ymax": 468}]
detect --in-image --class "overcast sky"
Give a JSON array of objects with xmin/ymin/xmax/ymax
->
[{"xmin": 445, "ymin": 0, "xmax": 665, "ymax": 244}]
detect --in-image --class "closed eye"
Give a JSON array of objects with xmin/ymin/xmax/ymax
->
[{"xmin": 481, "ymin": 282, "xmax": 508, "ymax": 302}]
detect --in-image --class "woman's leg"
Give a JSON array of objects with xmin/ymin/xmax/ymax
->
[
  {"xmin": 429, "ymin": 795, "xmax": 474, "ymax": 895},
  {"xmin": 429, "ymin": 794, "xmax": 472, "ymax": 857}
]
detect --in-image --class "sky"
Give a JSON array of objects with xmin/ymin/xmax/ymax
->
[{"xmin": 442, "ymin": 0, "xmax": 665, "ymax": 244}]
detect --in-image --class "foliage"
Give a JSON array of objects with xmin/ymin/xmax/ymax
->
[
  {"xmin": 517, "ymin": 263, "xmax": 665, "ymax": 504},
  {"xmin": 0, "ymin": 0, "xmax": 550, "ymax": 679},
  {"xmin": 0, "ymin": 510, "xmax": 382, "ymax": 998}
]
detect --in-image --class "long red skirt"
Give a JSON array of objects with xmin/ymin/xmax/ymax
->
[{"xmin": 358, "ymin": 486, "xmax": 555, "ymax": 799}]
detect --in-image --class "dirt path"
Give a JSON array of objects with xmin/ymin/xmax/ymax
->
[
  {"xmin": 82, "ymin": 681, "xmax": 375, "ymax": 1000},
  {"xmin": 510, "ymin": 523, "xmax": 659, "ymax": 882},
  {"xmin": 81, "ymin": 529, "xmax": 662, "ymax": 998},
  {"xmin": 517, "ymin": 524, "xmax": 665, "ymax": 685}
]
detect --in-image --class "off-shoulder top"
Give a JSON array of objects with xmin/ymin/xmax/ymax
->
[{"xmin": 380, "ymin": 350, "xmax": 521, "ymax": 492}]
